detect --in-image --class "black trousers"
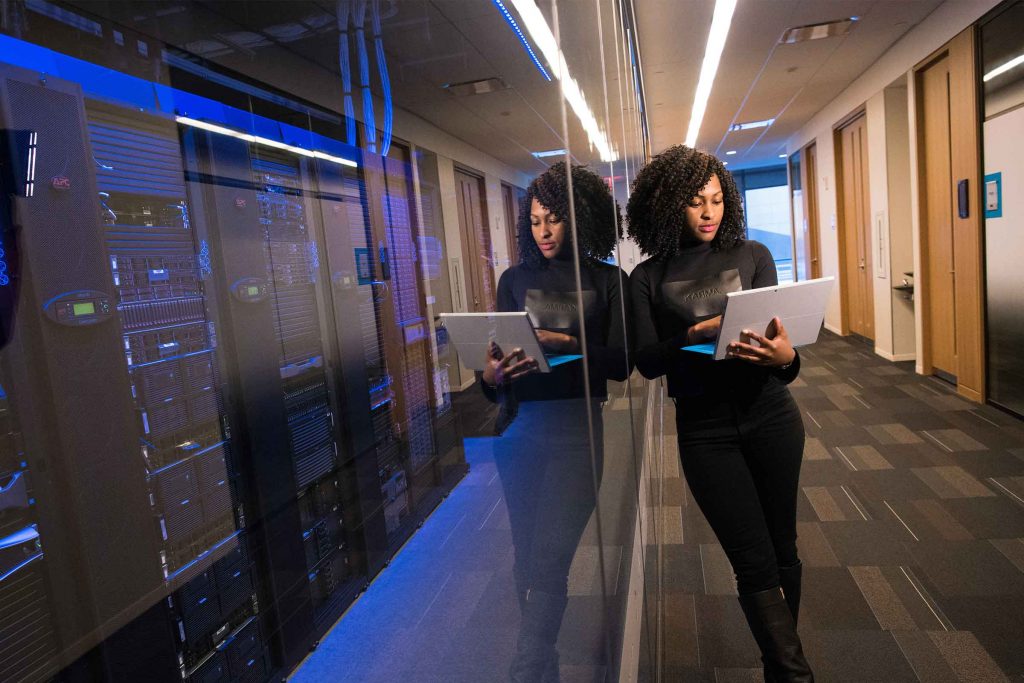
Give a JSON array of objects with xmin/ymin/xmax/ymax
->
[
  {"xmin": 675, "ymin": 383, "xmax": 805, "ymax": 595},
  {"xmin": 495, "ymin": 399, "xmax": 604, "ymax": 597}
]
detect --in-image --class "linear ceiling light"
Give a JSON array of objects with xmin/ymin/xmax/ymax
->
[
  {"xmin": 506, "ymin": 0, "xmax": 617, "ymax": 162},
  {"xmin": 532, "ymin": 148, "xmax": 567, "ymax": 158},
  {"xmin": 729, "ymin": 117, "xmax": 774, "ymax": 131},
  {"xmin": 176, "ymin": 116, "xmax": 358, "ymax": 167},
  {"xmin": 684, "ymin": 0, "xmax": 738, "ymax": 148},
  {"xmin": 984, "ymin": 53, "xmax": 1024, "ymax": 82}
]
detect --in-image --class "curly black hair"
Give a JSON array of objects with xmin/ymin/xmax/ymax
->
[
  {"xmin": 625, "ymin": 145, "xmax": 746, "ymax": 258},
  {"xmin": 517, "ymin": 161, "xmax": 622, "ymax": 269}
]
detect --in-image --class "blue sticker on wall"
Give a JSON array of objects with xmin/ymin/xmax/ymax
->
[{"xmin": 984, "ymin": 172, "xmax": 1002, "ymax": 219}]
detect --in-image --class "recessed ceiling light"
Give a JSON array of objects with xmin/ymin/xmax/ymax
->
[
  {"xmin": 729, "ymin": 118, "xmax": 774, "ymax": 132},
  {"xmin": 532, "ymin": 149, "xmax": 567, "ymax": 159},
  {"xmin": 726, "ymin": 150, "xmax": 737, "ymax": 155},
  {"xmin": 780, "ymin": 17, "xmax": 858, "ymax": 44},
  {"xmin": 723, "ymin": 161, "xmax": 729, "ymax": 166},
  {"xmin": 779, "ymin": 153, "xmax": 788, "ymax": 158},
  {"xmin": 443, "ymin": 77, "xmax": 508, "ymax": 96}
]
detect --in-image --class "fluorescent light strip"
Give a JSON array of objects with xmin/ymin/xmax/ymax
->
[
  {"xmin": 507, "ymin": 0, "xmax": 617, "ymax": 162},
  {"xmin": 685, "ymin": 0, "xmax": 738, "ymax": 148},
  {"xmin": 492, "ymin": 0, "xmax": 552, "ymax": 81},
  {"xmin": 984, "ymin": 53, "xmax": 1024, "ymax": 82},
  {"xmin": 175, "ymin": 116, "xmax": 358, "ymax": 168},
  {"xmin": 729, "ymin": 118, "xmax": 774, "ymax": 132},
  {"xmin": 532, "ymin": 148, "xmax": 567, "ymax": 158}
]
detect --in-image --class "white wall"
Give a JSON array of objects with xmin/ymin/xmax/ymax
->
[{"xmin": 786, "ymin": 0, "xmax": 1001, "ymax": 346}]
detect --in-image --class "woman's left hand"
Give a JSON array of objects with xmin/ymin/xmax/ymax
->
[
  {"xmin": 726, "ymin": 317, "xmax": 796, "ymax": 367},
  {"xmin": 535, "ymin": 329, "xmax": 580, "ymax": 354}
]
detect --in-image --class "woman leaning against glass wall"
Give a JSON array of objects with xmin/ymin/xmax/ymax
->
[
  {"xmin": 628, "ymin": 145, "xmax": 813, "ymax": 682},
  {"xmin": 480, "ymin": 161, "xmax": 630, "ymax": 682}
]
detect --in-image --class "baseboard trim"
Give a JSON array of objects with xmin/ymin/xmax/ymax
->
[
  {"xmin": 824, "ymin": 322, "xmax": 843, "ymax": 336},
  {"xmin": 876, "ymin": 349, "xmax": 916, "ymax": 362}
]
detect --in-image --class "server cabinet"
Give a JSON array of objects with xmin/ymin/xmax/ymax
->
[
  {"xmin": 82, "ymin": 101, "xmax": 267, "ymax": 682},
  {"xmin": 184, "ymin": 128, "xmax": 367, "ymax": 668},
  {"xmin": 0, "ymin": 65, "xmax": 166, "ymax": 670}
]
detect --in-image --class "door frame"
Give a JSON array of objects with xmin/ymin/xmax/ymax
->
[
  {"xmin": 912, "ymin": 28, "xmax": 986, "ymax": 402},
  {"xmin": 833, "ymin": 107, "xmax": 868, "ymax": 337},
  {"xmin": 453, "ymin": 166, "xmax": 494, "ymax": 312}
]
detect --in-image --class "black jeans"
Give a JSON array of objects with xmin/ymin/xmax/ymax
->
[
  {"xmin": 495, "ymin": 399, "xmax": 604, "ymax": 597},
  {"xmin": 675, "ymin": 383, "xmax": 804, "ymax": 595}
]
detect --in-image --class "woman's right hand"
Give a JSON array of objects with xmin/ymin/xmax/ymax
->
[
  {"xmin": 687, "ymin": 315, "xmax": 722, "ymax": 344},
  {"xmin": 481, "ymin": 341, "xmax": 539, "ymax": 386}
]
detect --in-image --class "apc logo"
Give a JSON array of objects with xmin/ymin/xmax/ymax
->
[{"xmin": 51, "ymin": 175, "xmax": 71, "ymax": 191}]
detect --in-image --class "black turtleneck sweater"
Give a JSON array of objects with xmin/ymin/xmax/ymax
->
[
  {"xmin": 630, "ymin": 240, "xmax": 800, "ymax": 400},
  {"xmin": 484, "ymin": 258, "xmax": 631, "ymax": 401}
]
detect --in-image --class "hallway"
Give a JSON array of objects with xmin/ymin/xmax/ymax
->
[{"xmin": 645, "ymin": 331, "xmax": 1024, "ymax": 681}]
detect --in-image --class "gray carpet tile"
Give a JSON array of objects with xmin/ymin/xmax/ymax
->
[{"xmin": 640, "ymin": 330, "xmax": 1024, "ymax": 682}]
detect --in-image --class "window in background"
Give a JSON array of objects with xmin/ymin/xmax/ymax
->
[{"xmin": 745, "ymin": 184, "xmax": 794, "ymax": 283}]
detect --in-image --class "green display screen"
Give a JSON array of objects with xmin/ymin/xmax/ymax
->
[
  {"xmin": 247, "ymin": 286, "xmax": 260, "ymax": 296},
  {"xmin": 73, "ymin": 302, "xmax": 96, "ymax": 316}
]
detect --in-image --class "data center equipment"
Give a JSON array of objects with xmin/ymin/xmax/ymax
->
[{"xmin": 0, "ymin": 28, "xmax": 467, "ymax": 678}]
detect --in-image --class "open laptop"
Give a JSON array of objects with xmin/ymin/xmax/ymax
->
[
  {"xmin": 682, "ymin": 277, "xmax": 834, "ymax": 360},
  {"xmin": 440, "ymin": 312, "xmax": 583, "ymax": 373}
]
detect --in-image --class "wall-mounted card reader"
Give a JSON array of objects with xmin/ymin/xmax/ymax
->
[{"xmin": 957, "ymin": 179, "xmax": 969, "ymax": 219}]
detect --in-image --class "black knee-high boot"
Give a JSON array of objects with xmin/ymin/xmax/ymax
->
[
  {"xmin": 739, "ymin": 587, "xmax": 814, "ymax": 683},
  {"xmin": 779, "ymin": 561, "xmax": 803, "ymax": 625},
  {"xmin": 509, "ymin": 590, "xmax": 566, "ymax": 683}
]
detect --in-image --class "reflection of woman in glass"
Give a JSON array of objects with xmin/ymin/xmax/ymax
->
[
  {"xmin": 628, "ymin": 146, "xmax": 813, "ymax": 681},
  {"xmin": 481, "ymin": 162, "xmax": 629, "ymax": 682}
]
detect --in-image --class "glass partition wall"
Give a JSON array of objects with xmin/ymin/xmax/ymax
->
[{"xmin": 0, "ymin": 1, "xmax": 651, "ymax": 681}]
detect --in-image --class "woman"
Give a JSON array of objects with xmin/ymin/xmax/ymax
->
[
  {"xmin": 481, "ymin": 161, "xmax": 630, "ymax": 682},
  {"xmin": 627, "ymin": 145, "xmax": 813, "ymax": 682}
]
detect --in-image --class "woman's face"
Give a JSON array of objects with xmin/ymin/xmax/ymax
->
[
  {"xmin": 683, "ymin": 173, "xmax": 724, "ymax": 244},
  {"xmin": 530, "ymin": 197, "xmax": 567, "ymax": 259}
]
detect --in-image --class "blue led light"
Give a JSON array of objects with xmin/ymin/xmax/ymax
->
[
  {"xmin": 0, "ymin": 246, "xmax": 9, "ymax": 286},
  {"xmin": 492, "ymin": 0, "xmax": 552, "ymax": 82}
]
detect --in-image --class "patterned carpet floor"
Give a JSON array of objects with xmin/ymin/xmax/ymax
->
[{"xmin": 645, "ymin": 330, "xmax": 1024, "ymax": 682}]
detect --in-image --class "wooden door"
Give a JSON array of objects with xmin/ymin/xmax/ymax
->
[
  {"xmin": 803, "ymin": 143, "xmax": 822, "ymax": 279},
  {"xmin": 837, "ymin": 115, "xmax": 874, "ymax": 339},
  {"xmin": 918, "ymin": 54, "xmax": 958, "ymax": 377},
  {"xmin": 454, "ymin": 170, "xmax": 495, "ymax": 312},
  {"xmin": 501, "ymin": 183, "xmax": 521, "ymax": 268}
]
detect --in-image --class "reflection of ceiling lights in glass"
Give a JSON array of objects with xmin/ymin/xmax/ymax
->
[
  {"xmin": 726, "ymin": 150, "xmax": 737, "ymax": 155},
  {"xmin": 493, "ymin": 0, "xmax": 551, "ymax": 81},
  {"xmin": 729, "ymin": 118, "xmax": 774, "ymax": 132},
  {"xmin": 984, "ymin": 54, "xmax": 1024, "ymax": 82},
  {"xmin": 779, "ymin": 153, "xmax": 788, "ymax": 158},
  {"xmin": 685, "ymin": 0, "xmax": 738, "ymax": 148},
  {"xmin": 532, "ymin": 148, "xmax": 567, "ymax": 158},
  {"xmin": 175, "ymin": 116, "xmax": 358, "ymax": 167},
  {"xmin": 504, "ymin": 0, "xmax": 618, "ymax": 162}
]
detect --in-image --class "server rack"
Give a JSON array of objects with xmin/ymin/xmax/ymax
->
[
  {"xmin": 84, "ymin": 101, "xmax": 268, "ymax": 682},
  {"xmin": 185, "ymin": 128, "xmax": 372, "ymax": 667},
  {"xmin": 0, "ymin": 64, "xmax": 168, "ymax": 675}
]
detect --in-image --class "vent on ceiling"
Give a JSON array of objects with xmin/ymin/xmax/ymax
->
[
  {"xmin": 443, "ymin": 77, "xmax": 509, "ymax": 96},
  {"xmin": 780, "ymin": 17, "xmax": 858, "ymax": 44}
]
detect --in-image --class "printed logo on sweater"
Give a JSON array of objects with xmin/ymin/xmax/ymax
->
[
  {"xmin": 524, "ymin": 289, "xmax": 597, "ymax": 332},
  {"xmin": 660, "ymin": 269, "xmax": 741, "ymax": 321}
]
